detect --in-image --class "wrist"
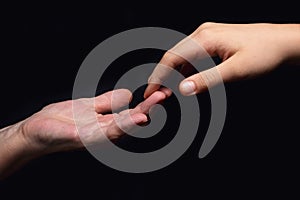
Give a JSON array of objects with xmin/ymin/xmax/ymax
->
[{"xmin": 0, "ymin": 121, "xmax": 38, "ymax": 178}]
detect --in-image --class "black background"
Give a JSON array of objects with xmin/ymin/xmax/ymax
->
[{"xmin": 1, "ymin": 1, "xmax": 300, "ymax": 199}]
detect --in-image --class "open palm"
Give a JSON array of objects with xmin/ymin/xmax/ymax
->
[{"xmin": 22, "ymin": 89, "xmax": 169, "ymax": 155}]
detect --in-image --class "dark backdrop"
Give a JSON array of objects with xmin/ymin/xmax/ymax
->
[{"xmin": 1, "ymin": 1, "xmax": 299, "ymax": 199}]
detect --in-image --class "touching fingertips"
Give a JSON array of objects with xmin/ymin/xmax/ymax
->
[
  {"xmin": 159, "ymin": 87, "xmax": 173, "ymax": 97},
  {"xmin": 144, "ymin": 84, "xmax": 160, "ymax": 99},
  {"xmin": 179, "ymin": 80, "xmax": 196, "ymax": 96}
]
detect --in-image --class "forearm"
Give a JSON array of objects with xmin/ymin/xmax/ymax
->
[
  {"xmin": 279, "ymin": 24, "xmax": 300, "ymax": 66},
  {"xmin": 0, "ymin": 121, "xmax": 35, "ymax": 179}
]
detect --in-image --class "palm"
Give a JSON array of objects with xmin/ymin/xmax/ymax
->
[{"xmin": 23, "ymin": 89, "xmax": 168, "ymax": 153}]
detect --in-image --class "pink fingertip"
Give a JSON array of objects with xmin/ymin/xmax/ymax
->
[
  {"xmin": 159, "ymin": 87, "xmax": 172, "ymax": 98},
  {"xmin": 131, "ymin": 113, "xmax": 148, "ymax": 125}
]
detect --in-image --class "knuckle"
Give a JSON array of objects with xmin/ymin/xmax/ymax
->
[
  {"xmin": 148, "ymin": 75, "xmax": 163, "ymax": 84},
  {"xmin": 200, "ymin": 22, "xmax": 216, "ymax": 29},
  {"xmin": 195, "ymin": 22, "xmax": 217, "ymax": 35},
  {"xmin": 194, "ymin": 74, "xmax": 208, "ymax": 92},
  {"xmin": 161, "ymin": 51, "xmax": 177, "ymax": 65},
  {"xmin": 198, "ymin": 28, "xmax": 214, "ymax": 42},
  {"xmin": 196, "ymin": 28, "xmax": 216, "ymax": 54},
  {"xmin": 200, "ymin": 70, "xmax": 219, "ymax": 88},
  {"xmin": 150, "ymin": 64, "xmax": 172, "ymax": 84},
  {"xmin": 42, "ymin": 103, "xmax": 56, "ymax": 110}
]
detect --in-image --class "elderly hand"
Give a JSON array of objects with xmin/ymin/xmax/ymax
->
[{"xmin": 0, "ymin": 88, "xmax": 171, "ymax": 179}]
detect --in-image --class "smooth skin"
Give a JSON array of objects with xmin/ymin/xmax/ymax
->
[
  {"xmin": 0, "ymin": 88, "xmax": 171, "ymax": 179},
  {"xmin": 144, "ymin": 23, "xmax": 300, "ymax": 97},
  {"xmin": 2, "ymin": 22, "xmax": 300, "ymax": 180}
]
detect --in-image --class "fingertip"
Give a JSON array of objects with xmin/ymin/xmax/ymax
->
[
  {"xmin": 179, "ymin": 80, "xmax": 197, "ymax": 96},
  {"xmin": 143, "ymin": 86, "xmax": 150, "ymax": 99},
  {"xmin": 143, "ymin": 90, "xmax": 150, "ymax": 99},
  {"xmin": 95, "ymin": 89, "xmax": 133, "ymax": 113},
  {"xmin": 136, "ymin": 91, "xmax": 167, "ymax": 114},
  {"xmin": 159, "ymin": 87, "xmax": 172, "ymax": 98},
  {"xmin": 131, "ymin": 113, "xmax": 148, "ymax": 125},
  {"xmin": 116, "ymin": 88, "xmax": 133, "ymax": 100},
  {"xmin": 114, "ymin": 89, "xmax": 133, "ymax": 106},
  {"xmin": 154, "ymin": 91, "xmax": 167, "ymax": 101},
  {"xmin": 147, "ymin": 91, "xmax": 167, "ymax": 104},
  {"xmin": 144, "ymin": 84, "xmax": 161, "ymax": 99},
  {"xmin": 143, "ymin": 88, "xmax": 151, "ymax": 99}
]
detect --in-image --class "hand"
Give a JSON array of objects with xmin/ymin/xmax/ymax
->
[
  {"xmin": 0, "ymin": 88, "xmax": 171, "ymax": 178},
  {"xmin": 144, "ymin": 23, "xmax": 300, "ymax": 97}
]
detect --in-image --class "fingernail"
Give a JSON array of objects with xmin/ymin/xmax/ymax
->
[{"xmin": 180, "ymin": 81, "xmax": 196, "ymax": 96}]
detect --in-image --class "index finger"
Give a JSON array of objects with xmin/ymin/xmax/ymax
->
[
  {"xmin": 144, "ymin": 52, "xmax": 186, "ymax": 98},
  {"xmin": 131, "ymin": 91, "xmax": 167, "ymax": 115},
  {"xmin": 144, "ymin": 36, "xmax": 208, "ymax": 98}
]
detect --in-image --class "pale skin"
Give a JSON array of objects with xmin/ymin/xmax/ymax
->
[
  {"xmin": 0, "ymin": 88, "xmax": 171, "ymax": 179},
  {"xmin": 1, "ymin": 23, "xmax": 300, "ymax": 180},
  {"xmin": 144, "ymin": 23, "xmax": 300, "ymax": 97}
]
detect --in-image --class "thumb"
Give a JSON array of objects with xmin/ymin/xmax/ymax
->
[{"xmin": 179, "ymin": 54, "xmax": 244, "ymax": 95}]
